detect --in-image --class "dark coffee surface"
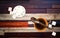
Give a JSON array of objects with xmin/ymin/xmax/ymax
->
[
  {"xmin": 35, "ymin": 23, "xmax": 46, "ymax": 30},
  {"xmin": 35, "ymin": 19, "xmax": 46, "ymax": 30}
]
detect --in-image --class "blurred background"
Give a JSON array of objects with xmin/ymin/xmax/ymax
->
[
  {"xmin": 0, "ymin": 0, "xmax": 60, "ymax": 38},
  {"xmin": 0, "ymin": 0, "xmax": 60, "ymax": 14}
]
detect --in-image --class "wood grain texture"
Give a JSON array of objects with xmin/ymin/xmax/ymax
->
[
  {"xmin": 0, "ymin": 14, "xmax": 55, "ymax": 20},
  {"xmin": 0, "ymin": 0, "xmax": 60, "ymax": 14},
  {"xmin": 47, "ymin": 8, "xmax": 60, "ymax": 13},
  {"xmin": 4, "ymin": 32, "xmax": 60, "ymax": 38},
  {"xmin": 52, "ymin": 5, "xmax": 60, "ymax": 8},
  {"xmin": 0, "ymin": 22, "xmax": 28, "ymax": 27}
]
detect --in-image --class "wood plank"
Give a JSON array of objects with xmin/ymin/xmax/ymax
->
[
  {"xmin": 52, "ymin": 5, "xmax": 60, "ymax": 8},
  {"xmin": 4, "ymin": 32, "xmax": 60, "ymax": 38},
  {"xmin": 0, "ymin": 20, "xmax": 60, "ymax": 27},
  {"xmin": 26, "ymin": 9, "xmax": 46, "ymax": 13},
  {"xmin": 0, "ymin": 22, "xmax": 28, "ymax": 27},
  {"xmin": 47, "ymin": 8, "xmax": 60, "ymax": 13},
  {"xmin": 0, "ymin": 14, "xmax": 55, "ymax": 20},
  {"xmin": 0, "ymin": 27, "xmax": 60, "ymax": 32}
]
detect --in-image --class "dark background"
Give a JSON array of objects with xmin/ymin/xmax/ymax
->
[{"xmin": 0, "ymin": 0, "xmax": 60, "ymax": 14}]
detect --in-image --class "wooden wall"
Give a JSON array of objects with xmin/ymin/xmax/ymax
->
[
  {"xmin": 0, "ymin": 0, "xmax": 60, "ymax": 14},
  {"xmin": 0, "ymin": 0, "xmax": 60, "ymax": 38}
]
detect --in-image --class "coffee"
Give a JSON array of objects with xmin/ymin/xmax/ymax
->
[{"xmin": 35, "ymin": 19, "xmax": 46, "ymax": 30}]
